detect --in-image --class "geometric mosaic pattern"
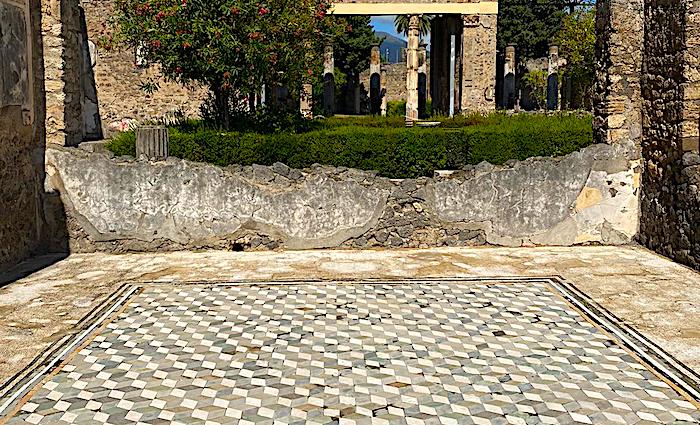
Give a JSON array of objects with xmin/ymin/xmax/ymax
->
[{"xmin": 1, "ymin": 280, "xmax": 699, "ymax": 424}]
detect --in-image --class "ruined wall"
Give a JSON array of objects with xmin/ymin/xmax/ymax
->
[
  {"xmin": 81, "ymin": 0, "xmax": 206, "ymax": 133},
  {"xmin": 461, "ymin": 14, "xmax": 497, "ymax": 112},
  {"xmin": 594, "ymin": 0, "xmax": 644, "ymax": 148},
  {"xmin": 0, "ymin": 0, "xmax": 47, "ymax": 270},
  {"xmin": 639, "ymin": 0, "xmax": 700, "ymax": 270},
  {"xmin": 360, "ymin": 63, "xmax": 430, "ymax": 103},
  {"xmin": 42, "ymin": 0, "xmax": 84, "ymax": 146},
  {"xmin": 45, "ymin": 144, "xmax": 640, "ymax": 253}
]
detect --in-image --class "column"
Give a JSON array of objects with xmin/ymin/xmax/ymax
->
[
  {"xmin": 380, "ymin": 67, "xmax": 388, "ymax": 116},
  {"xmin": 593, "ymin": 0, "xmax": 643, "ymax": 146},
  {"xmin": 42, "ymin": 0, "xmax": 86, "ymax": 146},
  {"xmin": 369, "ymin": 44, "xmax": 381, "ymax": 115},
  {"xmin": 300, "ymin": 83, "xmax": 313, "ymax": 119},
  {"xmin": 502, "ymin": 44, "xmax": 516, "ymax": 109},
  {"xmin": 546, "ymin": 44, "xmax": 559, "ymax": 111},
  {"xmin": 405, "ymin": 14, "xmax": 420, "ymax": 125},
  {"xmin": 323, "ymin": 45, "xmax": 335, "ymax": 116},
  {"xmin": 418, "ymin": 42, "xmax": 428, "ymax": 118},
  {"xmin": 460, "ymin": 14, "xmax": 497, "ymax": 112}
]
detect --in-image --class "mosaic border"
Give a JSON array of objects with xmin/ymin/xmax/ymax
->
[{"xmin": 0, "ymin": 276, "xmax": 698, "ymax": 421}]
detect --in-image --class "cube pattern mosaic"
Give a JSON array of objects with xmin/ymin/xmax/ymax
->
[{"xmin": 3, "ymin": 280, "xmax": 700, "ymax": 424}]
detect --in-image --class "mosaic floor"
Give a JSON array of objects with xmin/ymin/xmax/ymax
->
[{"xmin": 1, "ymin": 278, "xmax": 699, "ymax": 424}]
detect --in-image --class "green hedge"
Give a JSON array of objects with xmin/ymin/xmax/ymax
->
[{"xmin": 107, "ymin": 114, "xmax": 592, "ymax": 179}]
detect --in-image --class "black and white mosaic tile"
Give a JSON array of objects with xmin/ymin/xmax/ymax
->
[{"xmin": 1, "ymin": 278, "xmax": 699, "ymax": 424}]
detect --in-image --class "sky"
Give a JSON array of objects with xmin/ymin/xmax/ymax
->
[{"xmin": 371, "ymin": 16, "xmax": 404, "ymax": 39}]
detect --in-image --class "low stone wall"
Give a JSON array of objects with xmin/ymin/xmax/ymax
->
[{"xmin": 45, "ymin": 143, "xmax": 640, "ymax": 253}]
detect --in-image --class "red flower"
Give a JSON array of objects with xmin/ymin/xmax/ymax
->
[
  {"xmin": 258, "ymin": 7, "xmax": 268, "ymax": 16},
  {"xmin": 151, "ymin": 39, "xmax": 161, "ymax": 49},
  {"xmin": 156, "ymin": 10, "xmax": 165, "ymax": 20},
  {"xmin": 307, "ymin": 68, "xmax": 313, "ymax": 76},
  {"xmin": 175, "ymin": 66, "xmax": 182, "ymax": 73}
]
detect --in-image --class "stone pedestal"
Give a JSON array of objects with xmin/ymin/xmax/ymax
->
[
  {"xmin": 405, "ymin": 15, "xmax": 420, "ymax": 124},
  {"xmin": 136, "ymin": 126, "xmax": 169, "ymax": 161}
]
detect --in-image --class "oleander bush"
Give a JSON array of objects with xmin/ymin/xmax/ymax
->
[{"xmin": 106, "ymin": 113, "xmax": 593, "ymax": 179}]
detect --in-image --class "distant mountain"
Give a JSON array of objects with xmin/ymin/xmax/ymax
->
[{"xmin": 376, "ymin": 31, "xmax": 407, "ymax": 63}]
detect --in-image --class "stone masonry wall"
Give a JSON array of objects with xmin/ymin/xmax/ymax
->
[
  {"xmin": 360, "ymin": 63, "xmax": 430, "ymax": 103},
  {"xmin": 42, "ymin": 0, "xmax": 84, "ymax": 146},
  {"xmin": 81, "ymin": 0, "xmax": 206, "ymax": 132},
  {"xmin": 594, "ymin": 0, "xmax": 644, "ymax": 148},
  {"xmin": 639, "ymin": 0, "xmax": 700, "ymax": 270},
  {"xmin": 461, "ymin": 14, "xmax": 497, "ymax": 112},
  {"xmin": 45, "ymin": 144, "xmax": 640, "ymax": 253},
  {"xmin": 0, "ymin": 0, "xmax": 47, "ymax": 270}
]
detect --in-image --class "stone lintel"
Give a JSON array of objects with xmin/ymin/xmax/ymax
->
[{"xmin": 330, "ymin": 2, "xmax": 498, "ymax": 16}]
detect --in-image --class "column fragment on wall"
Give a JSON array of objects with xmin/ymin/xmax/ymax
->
[{"xmin": 460, "ymin": 14, "xmax": 497, "ymax": 112}]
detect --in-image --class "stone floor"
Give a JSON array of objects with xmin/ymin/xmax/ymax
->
[{"xmin": 0, "ymin": 246, "xmax": 699, "ymax": 423}]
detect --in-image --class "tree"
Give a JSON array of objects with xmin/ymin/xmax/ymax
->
[
  {"xmin": 554, "ymin": 8, "xmax": 595, "ymax": 108},
  {"xmin": 111, "ymin": 0, "xmax": 341, "ymax": 128},
  {"xmin": 497, "ymin": 0, "xmax": 568, "ymax": 58},
  {"xmin": 332, "ymin": 16, "xmax": 380, "ymax": 78},
  {"xmin": 394, "ymin": 15, "xmax": 432, "ymax": 38}
]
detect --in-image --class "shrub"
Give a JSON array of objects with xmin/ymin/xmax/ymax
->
[{"xmin": 106, "ymin": 113, "xmax": 593, "ymax": 179}]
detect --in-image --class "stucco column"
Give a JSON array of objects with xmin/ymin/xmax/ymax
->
[
  {"xmin": 380, "ymin": 67, "xmax": 388, "ymax": 116},
  {"xmin": 503, "ymin": 44, "xmax": 516, "ymax": 109},
  {"xmin": 369, "ymin": 44, "xmax": 381, "ymax": 114},
  {"xmin": 547, "ymin": 44, "xmax": 560, "ymax": 111},
  {"xmin": 323, "ymin": 45, "xmax": 335, "ymax": 116},
  {"xmin": 405, "ymin": 14, "xmax": 420, "ymax": 124},
  {"xmin": 460, "ymin": 14, "xmax": 497, "ymax": 112},
  {"xmin": 418, "ymin": 42, "xmax": 428, "ymax": 118},
  {"xmin": 300, "ymin": 83, "xmax": 313, "ymax": 119},
  {"xmin": 593, "ymin": 0, "xmax": 643, "ymax": 147}
]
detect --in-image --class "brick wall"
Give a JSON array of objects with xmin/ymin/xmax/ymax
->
[{"xmin": 81, "ymin": 0, "xmax": 206, "ymax": 133}]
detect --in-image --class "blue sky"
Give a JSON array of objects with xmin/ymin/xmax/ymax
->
[{"xmin": 371, "ymin": 16, "xmax": 404, "ymax": 39}]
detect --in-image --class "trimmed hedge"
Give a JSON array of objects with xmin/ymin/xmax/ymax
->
[{"xmin": 107, "ymin": 114, "xmax": 592, "ymax": 179}]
